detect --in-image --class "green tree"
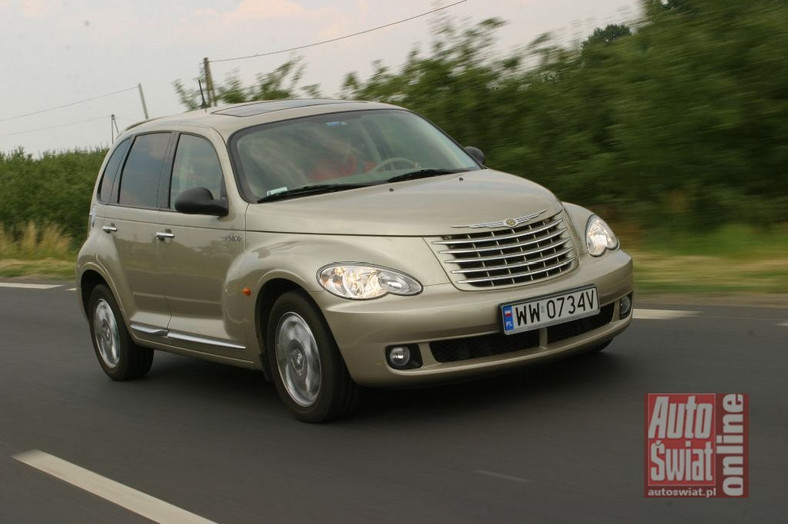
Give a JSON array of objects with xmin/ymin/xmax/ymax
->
[
  {"xmin": 173, "ymin": 58, "xmax": 321, "ymax": 109},
  {"xmin": 171, "ymin": 1, "xmax": 788, "ymax": 230}
]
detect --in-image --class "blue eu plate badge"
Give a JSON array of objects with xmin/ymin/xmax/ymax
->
[{"xmin": 503, "ymin": 305, "xmax": 514, "ymax": 331}]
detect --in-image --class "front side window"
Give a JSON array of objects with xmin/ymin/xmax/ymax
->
[
  {"xmin": 118, "ymin": 133, "xmax": 171, "ymax": 208},
  {"xmin": 230, "ymin": 109, "xmax": 479, "ymax": 202},
  {"xmin": 169, "ymin": 134, "xmax": 224, "ymax": 208}
]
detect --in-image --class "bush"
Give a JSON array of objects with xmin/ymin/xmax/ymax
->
[{"xmin": 0, "ymin": 148, "xmax": 105, "ymax": 248}]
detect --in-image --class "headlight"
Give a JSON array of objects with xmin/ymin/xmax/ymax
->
[
  {"xmin": 318, "ymin": 263, "xmax": 423, "ymax": 300},
  {"xmin": 585, "ymin": 215, "xmax": 619, "ymax": 256}
]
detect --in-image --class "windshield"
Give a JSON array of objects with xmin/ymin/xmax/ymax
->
[{"xmin": 230, "ymin": 109, "xmax": 480, "ymax": 202}]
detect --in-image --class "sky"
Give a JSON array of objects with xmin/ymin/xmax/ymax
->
[{"xmin": 0, "ymin": 0, "xmax": 640, "ymax": 156}]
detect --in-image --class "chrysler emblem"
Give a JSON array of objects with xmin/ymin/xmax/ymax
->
[{"xmin": 452, "ymin": 209, "xmax": 548, "ymax": 229}]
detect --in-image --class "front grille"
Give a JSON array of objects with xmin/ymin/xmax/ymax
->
[
  {"xmin": 429, "ymin": 303, "xmax": 616, "ymax": 364},
  {"xmin": 432, "ymin": 213, "xmax": 576, "ymax": 288}
]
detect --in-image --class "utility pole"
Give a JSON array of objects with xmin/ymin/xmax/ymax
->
[
  {"xmin": 203, "ymin": 57, "xmax": 216, "ymax": 107},
  {"xmin": 110, "ymin": 114, "xmax": 119, "ymax": 142},
  {"xmin": 137, "ymin": 83, "xmax": 149, "ymax": 120}
]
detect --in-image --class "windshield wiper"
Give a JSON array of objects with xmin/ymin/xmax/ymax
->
[
  {"xmin": 257, "ymin": 183, "xmax": 370, "ymax": 203},
  {"xmin": 385, "ymin": 168, "xmax": 466, "ymax": 184}
]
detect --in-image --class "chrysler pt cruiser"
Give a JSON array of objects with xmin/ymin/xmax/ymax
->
[{"xmin": 77, "ymin": 99, "xmax": 633, "ymax": 422}]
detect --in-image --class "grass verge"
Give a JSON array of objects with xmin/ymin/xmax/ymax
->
[
  {"xmin": 0, "ymin": 222, "xmax": 75, "ymax": 279},
  {"xmin": 3, "ymin": 251, "xmax": 785, "ymax": 295},
  {"xmin": 1, "ymin": 223, "xmax": 786, "ymax": 296},
  {"xmin": 0, "ymin": 222, "xmax": 74, "ymax": 259},
  {"xmin": 632, "ymin": 252, "xmax": 788, "ymax": 295},
  {"xmin": 624, "ymin": 224, "xmax": 788, "ymax": 295},
  {"xmin": 0, "ymin": 259, "xmax": 75, "ymax": 279}
]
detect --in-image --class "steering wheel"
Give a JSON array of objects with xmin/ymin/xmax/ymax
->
[{"xmin": 371, "ymin": 157, "xmax": 418, "ymax": 173}]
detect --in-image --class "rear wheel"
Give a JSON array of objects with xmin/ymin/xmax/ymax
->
[
  {"xmin": 88, "ymin": 285, "xmax": 153, "ymax": 380},
  {"xmin": 267, "ymin": 291, "xmax": 359, "ymax": 422}
]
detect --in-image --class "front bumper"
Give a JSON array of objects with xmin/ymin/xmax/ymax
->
[{"xmin": 313, "ymin": 250, "xmax": 633, "ymax": 386}]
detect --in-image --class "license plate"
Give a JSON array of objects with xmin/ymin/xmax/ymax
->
[{"xmin": 501, "ymin": 286, "xmax": 599, "ymax": 335}]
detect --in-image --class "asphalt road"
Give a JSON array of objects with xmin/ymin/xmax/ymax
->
[{"xmin": 1, "ymin": 282, "xmax": 786, "ymax": 523}]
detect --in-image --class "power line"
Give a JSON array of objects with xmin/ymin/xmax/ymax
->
[
  {"xmin": 0, "ymin": 86, "xmax": 138, "ymax": 123},
  {"xmin": 211, "ymin": 0, "xmax": 469, "ymax": 64},
  {"xmin": 0, "ymin": 116, "xmax": 109, "ymax": 138},
  {"xmin": 113, "ymin": 116, "xmax": 139, "ymax": 124}
]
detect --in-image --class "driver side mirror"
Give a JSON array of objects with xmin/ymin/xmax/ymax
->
[
  {"xmin": 464, "ymin": 146, "xmax": 485, "ymax": 165},
  {"xmin": 174, "ymin": 187, "xmax": 229, "ymax": 217}
]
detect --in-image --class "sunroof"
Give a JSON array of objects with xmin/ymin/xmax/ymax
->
[{"xmin": 213, "ymin": 99, "xmax": 351, "ymax": 117}]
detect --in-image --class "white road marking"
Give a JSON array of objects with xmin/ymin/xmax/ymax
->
[
  {"xmin": 13, "ymin": 450, "xmax": 216, "ymax": 524},
  {"xmin": 475, "ymin": 470, "xmax": 532, "ymax": 483},
  {"xmin": 634, "ymin": 309, "xmax": 699, "ymax": 320},
  {"xmin": 67, "ymin": 288, "xmax": 77, "ymax": 292},
  {"xmin": 779, "ymin": 321, "xmax": 788, "ymax": 327},
  {"xmin": 0, "ymin": 283, "xmax": 62, "ymax": 290}
]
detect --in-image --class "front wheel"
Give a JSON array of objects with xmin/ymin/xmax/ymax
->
[
  {"xmin": 88, "ymin": 284, "xmax": 153, "ymax": 380},
  {"xmin": 267, "ymin": 292, "xmax": 359, "ymax": 422}
]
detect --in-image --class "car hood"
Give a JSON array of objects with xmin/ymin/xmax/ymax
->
[{"xmin": 244, "ymin": 169, "xmax": 564, "ymax": 236}]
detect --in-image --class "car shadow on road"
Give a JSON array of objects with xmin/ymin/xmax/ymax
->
[
  {"xmin": 349, "ymin": 349, "xmax": 635, "ymax": 425},
  {"xmin": 136, "ymin": 346, "xmax": 636, "ymax": 424},
  {"xmin": 135, "ymin": 352, "xmax": 280, "ymax": 411}
]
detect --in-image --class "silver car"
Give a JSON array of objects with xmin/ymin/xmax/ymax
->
[{"xmin": 77, "ymin": 99, "xmax": 633, "ymax": 422}]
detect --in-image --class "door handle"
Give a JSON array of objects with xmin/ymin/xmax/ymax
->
[
  {"xmin": 155, "ymin": 231, "xmax": 175, "ymax": 240},
  {"xmin": 102, "ymin": 225, "xmax": 117, "ymax": 233}
]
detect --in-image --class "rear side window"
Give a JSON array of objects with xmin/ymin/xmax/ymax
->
[
  {"xmin": 98, "ymin": 138, "xmax": 131, "ymax": 204},
  {"xmin": 118, "ymin": 133, "xmax": 171, "ymax": 208}
]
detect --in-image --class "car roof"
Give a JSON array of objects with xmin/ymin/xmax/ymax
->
[{"xmin": 121, "ymin": 99, "xmax": 400, "ymax": 139}]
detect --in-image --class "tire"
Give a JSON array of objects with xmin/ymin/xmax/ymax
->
[
  {"xmin": 267, "ymin": 291, "xmax": 359, "ymax": 423},
  {"xmin": 88, "ymin": 284, "xmax": 153, "ymax": 381}
]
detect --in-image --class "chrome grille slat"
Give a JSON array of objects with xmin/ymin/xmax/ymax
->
[
  {"xmin": 432, "ymin": 218, "xmax": 564, "ymax": 246},
  {"xmin": 437, "ymin": 228, "xmax": 565, "ymax": 255},
  {"xmin": 457, "ymin": 258, "xmax": 575, "ymax": 284},
  {"xmin": 450, "ymin": 247, "xmax": 574, "ymax": 274},
  {"xmin": 446, "ymin": 235, "xmax": 567, "ymax": 263},
  {"xmin": 431, "ymin": 212, "xmax": 577, "ymax": 288}
]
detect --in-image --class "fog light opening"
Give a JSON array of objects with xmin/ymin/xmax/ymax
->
[
  {"xmin": 619, "ymin": 294, "xmax": 633, "ymax": 318},
  {"xmin": 386, "ymin": 345, "xmax": 422, "ymax": 369},
  {"xmin": 388, "ymin": 346, "xmax": 411, "ymax": 368}
]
